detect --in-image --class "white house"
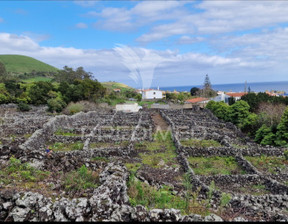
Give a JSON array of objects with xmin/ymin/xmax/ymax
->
[
  {"xmin": 211, "ymin": 92, "xmax": 247, "ymax": 103},
  {"xmin": 142, "ymin": 89, "xmax": 163, "ymax": 100},
  {"xmin": 115, "ymin": 103, "xmax": 142, "ymax": 113}
]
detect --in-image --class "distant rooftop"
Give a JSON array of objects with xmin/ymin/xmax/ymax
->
[
  {"xmin": 226, "ymin": 92, "xmax": 247, "ymax": 97},
  {"xmin": 186, "ymin": 97, "xmax": 209, "ymax": 103}
]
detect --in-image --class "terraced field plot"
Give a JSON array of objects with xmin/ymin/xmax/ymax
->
[
  {"xmin": 1, "ymin": 106, "xmax": 288, "ymax": 222},
  {"xmin": 188, "ymin": 156, "xmax": 246, "ymax": 175},
  {"xmin": 245, "ymin": 155, "xmax": 288, "ymax": 175}
]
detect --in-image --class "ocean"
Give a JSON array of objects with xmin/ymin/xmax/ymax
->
[{"xmin": 157, "ymin": 81, "xmax": 288, "ymax": 93}]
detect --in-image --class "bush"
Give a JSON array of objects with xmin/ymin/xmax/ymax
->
[
  {"xmin": 17, "ymin": 102, "xmax": 31, "ymax": 112},
  {"xmin": 47, "ymin": 96, "xmax": 67, "ymax": 113},
  {"xmin": 64, "ymin": 165, "xmax": 99, "ymax": 191},
  {"xmin": 64, "ymin": 102, "xmax": 84, "ymax": 115}
]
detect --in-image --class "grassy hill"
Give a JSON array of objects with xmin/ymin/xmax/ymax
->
[
  {"xmin": 0, "ymin": 55, "xmax": 58, "ymax": 74},
  {"xmin": 102, "ymin": 81, "xmax": 135, "ymax": 92}
]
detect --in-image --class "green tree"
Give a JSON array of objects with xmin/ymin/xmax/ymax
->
[
  {"xmin": 28, "ymin": 81, "xmax": 54, "ymax": 105},
  {"xmin": 254, "ymin": 124, "xmax": 275, "ymax": 145},
  {"xmin": 213, "ymin": 101, "xmax": 231, "ymax": 121},
  {"xmin": 201, "ymin": 74, "xmax": 217, "ymax": 98},
  {"xmin": 230, "ymin": 100, "xmax": 250, "ymax": 126},
  {"xmin": 275, "ymin": 107, "xmax": 288, "ymax": 146},
  {"xmin": 190, "ymin": 87, "xmax": 200, "ymax": 96},
  {"xmin": 55, "ymin": 66, "xmax": 93, "ymax": 84},
  {"xmin": 0, "ymin": 83, "xmax": 11, "ymax": 104},
  {"xmin": 203, "ymin": 74, "xmax": 211, "ymax": 89},
  {"xmin": 239, "ymin": 113, "xmax": 259, "ymax": 136}
]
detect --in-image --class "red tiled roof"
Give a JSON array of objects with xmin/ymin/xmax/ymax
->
[
  {"xmin": 226, "ymin": 92, "xmax": 247, "ymax": 97},
  {"xmin": 186, "ymin": 97, "xmax": 209, "ymax": 103}
]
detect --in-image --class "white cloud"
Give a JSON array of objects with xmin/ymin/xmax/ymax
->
[
  {"xmin": 136, "ymin": 1, "xmax": 288, "ymax": 42},
  {"xmin": 75, "ymin": 22, "xmax": 88, "ymax": 29},
  {"xmin": 0, "ymin": 32, "xmax": 286, "ymax": 87},
  {"xmin": 177, "ymin": 36, "xmax": 204, "ymax": 45},
  {"xmin": 89, "ymin": 1, "xmax": 189, "ymax": 32}
]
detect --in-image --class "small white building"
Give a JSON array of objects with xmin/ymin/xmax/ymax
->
[
  {"xmin": 142, "ymin": 89, "xmax": 163, "ymax": 100},
  {"xmin": 115, "ymin": 103, "xmax": 142, "ymax": 113}
]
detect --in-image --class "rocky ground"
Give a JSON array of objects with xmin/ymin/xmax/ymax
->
[{"xmin": 1, "ymin": 104, "xmax": 288, "ymax": 221}]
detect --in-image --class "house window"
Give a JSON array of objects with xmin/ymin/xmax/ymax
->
[{"xmin": 153, "ymin": 92, "xmax": 156, "ymax": 95}]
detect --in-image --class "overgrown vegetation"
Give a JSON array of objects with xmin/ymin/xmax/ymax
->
[
  {"xmin": 127, "ymin": 172, "xmax": 231, "ymax": 216},
  {"xmin": 49, "ymin": 141, "xmax": 84, "ymax": 152},
  {"xmin": 0, "ymin": 156, "xmax": 50, "ymax": 188},
  {"xmin": 63, "ymin": 165, "xmax": 99, "ymax": 192},
  {"xmin": 137, "ymin": 131, "xmax": 178, "ymax": 168},
  {"xmin": 245, "ymin": 155, "xmax": 288, "ymax": 174},
  {"xmin": 180, "ymin": 139, "xmax": 222, "ymax": 148},
  {"xmin": 187, "ymin": 156, "xmax": 246, "ymax": 175},
  {"xmin": 54, "ymin": 128, "xmax": 80, "ymax": 136}
]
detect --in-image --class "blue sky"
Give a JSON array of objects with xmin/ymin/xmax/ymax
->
[{"xmin": 0, "ymin": 0, "xmax": 288, "ymax": 89}]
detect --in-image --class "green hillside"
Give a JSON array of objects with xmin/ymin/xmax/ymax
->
[
  {"xmin": 0, "ymin": 55, "xmax": 58, "ymax": 74},
  {"xmin": 102, "ymin": 81, "xmax": 135, "ymax": 92}
]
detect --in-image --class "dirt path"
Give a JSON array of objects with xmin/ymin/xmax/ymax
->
[{"xmin": 151, "ymin": 111, "xmax": 170, "ymax": 131}]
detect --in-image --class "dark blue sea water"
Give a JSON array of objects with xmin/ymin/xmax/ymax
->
[{"xmin": 157, "ymin": 81, "xmax": 288, "ymax": 93}]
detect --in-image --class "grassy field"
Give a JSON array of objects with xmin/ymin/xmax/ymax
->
[
  {"xmin": 188, "ymin": 156, "xmax": 246, "ymax": 175},
  {"xmin": 102, "ymin": 81, "xmax": 135, "ymax": 92},
  {"xmin": 0, "ymin": 54, "xmax": 58, "ymax": 74}
]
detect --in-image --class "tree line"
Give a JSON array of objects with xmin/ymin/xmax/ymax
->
[
  {"xmin": 0, "ymin": 64, "xmax": 108, "ymax": 112},
  {"xmin": 206, "ymin": 93, "xmax": 288, "ymax": 147}
]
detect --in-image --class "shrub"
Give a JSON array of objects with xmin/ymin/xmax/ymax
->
[
  {"xmin": 64, "ymin": 102, "xmax": 84, "ymax": 115},
  {"xmin": 17, "ymin": 102, "xmax": 31, "ymax": 112},
  {"xmin": 47, "ymin": 96, "xmax": 67, "ymax": 113},
  {"xmin": 63, "ymin": 165, "xmax": 99, "ymax": 191}
]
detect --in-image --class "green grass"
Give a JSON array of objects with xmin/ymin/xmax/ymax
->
[
  {"xmin": 90, "ymin": 141, "xmax": 129, "ymax": 148},
  {"xmin": 49, "ymin": 141, "xmax": 84, "ymax": 152},
  {"xmin": 102, "ymin": 81, "xmax": 135, "ymax": 92},
  {"xmin": 187, "ymin": 156, "xmax": 246, "ymax": 175},
  {"xmin": 231, "ymin": 143, "xmax": 248, "ymax": 149},
  {"xmin": 238, "ymin": 184, "xmax": 270, "ymax": 196},
  {"xmin": 244, "ymin": 155, "xmax": 288, "ymax": 174},
  {"xmin": 0, "ymin": 156, "xmax": 50, "ymax": 189},
  {"xmin": 181, "ymin": 139, "xmax": 222, "ymax": 148},
  {"xmin": 63, "ymin": 165, "xmax": 99, "ymax": 191},
  {"xmin": 137, "ymin": 131, "xmax": 178, "ymax": 168},
  {"xmin": 54, "ymin": 128, "xmax": 80, "ymax": 136},
  {"xmin": 125, "ymin": 163, "xmax": 142, "ymax": 173},
  {"xmin": 127, "ymin": 172, "xmax": 211, "ymax": 216},
  {"xmin": 138, "ymin": 101, "xmax": 155, "ymax": 108},
  {"xmin": 0, "ymin": 54, "xmax": 58, "ymax": 74}
]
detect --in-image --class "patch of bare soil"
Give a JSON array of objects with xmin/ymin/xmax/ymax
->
[{"xmin": 151, "ymin": 112, "xmax": 170, "ymax": 131}]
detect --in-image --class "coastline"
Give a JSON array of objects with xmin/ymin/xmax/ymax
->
[{"xmin": 155, "ymin": 81, "xmax": 288, "ymax": 93}]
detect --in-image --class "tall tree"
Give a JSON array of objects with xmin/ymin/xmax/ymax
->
[
  {"xmin": 201, "ymin": 74, "xmax": 216, "ymax": 98},
  {"xmin": 203, "ymin": 74, "xmax": 211, "ymax": 89}
]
